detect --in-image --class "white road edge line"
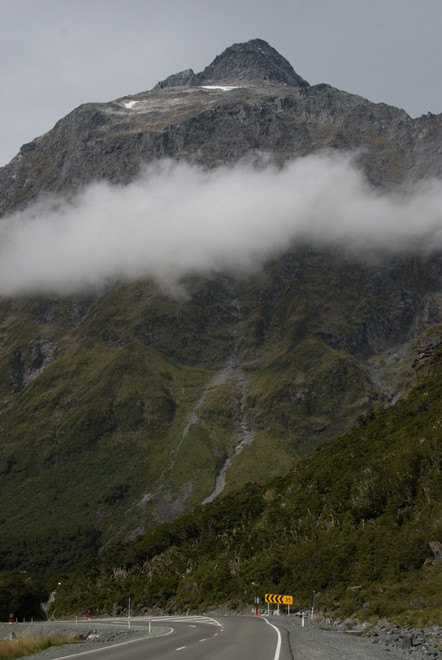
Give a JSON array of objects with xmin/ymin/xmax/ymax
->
[
  {"xmin": 263, "ymin": 617, "xmax": 282, "ymax": 660},
  {"xmin": 54, "ymin": 627, "xmax": 174, "ymax": 659}
]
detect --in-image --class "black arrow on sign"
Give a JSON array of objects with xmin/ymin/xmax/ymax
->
[{"xmin": 265, "ymin": 594, "xmax": 283, "ymax": 604}]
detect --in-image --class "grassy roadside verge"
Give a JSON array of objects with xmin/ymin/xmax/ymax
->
[{"xmin": 0, "ymin": 632, "xmax": 82, "ymax": 660}]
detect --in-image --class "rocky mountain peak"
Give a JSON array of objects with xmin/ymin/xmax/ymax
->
[
  {"xmin": 155, "ymin": 38, "xmax": 310, "ymax": 89},
  {"xmin": 194, "ymin": 38, "xmax": 310, "ymax": 87}
]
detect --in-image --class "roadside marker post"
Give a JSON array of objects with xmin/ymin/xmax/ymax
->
[{"xmin": 302, "ymin": 611, "xmax": 305, "ymax": 627}]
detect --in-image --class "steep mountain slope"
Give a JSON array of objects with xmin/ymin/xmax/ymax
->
[
  {"xmin": 51, "ymin": 326, "xmax": 442, "ymax": 622},
  {"xmin": 0, "ymin": 39, "xmax": 441, "ymax": 581},
  {"xmin": 0, "ymin": 251, "xmax": 440, "ymax": 579}
]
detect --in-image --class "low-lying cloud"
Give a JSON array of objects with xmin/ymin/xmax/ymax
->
[{"xmin": 1, "ymin": 153, "xmax": 441, "ymax": 296}]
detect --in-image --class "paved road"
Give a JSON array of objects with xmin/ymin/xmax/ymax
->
[
  {"xmin": 57, "ymin": 615, "xmax": 290, "ymax": 660},
  {"xmin": 6, "ymin": 615, "xmax": 428, "ymax": 660}
]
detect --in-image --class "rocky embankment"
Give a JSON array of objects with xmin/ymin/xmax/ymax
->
[
  {"xmin": 312, "ymin": 617, "xmax": 441, "ymax": 658},
  {"xmin": 370, "ymin": 621, "xmax": 441, "ymax": 656}
]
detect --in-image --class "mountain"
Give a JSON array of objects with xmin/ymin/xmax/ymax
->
[
  {"xmin": 51, "ymin": 325, "xmax": 442, "ymax": 621},
  {"xmin": 0, "ymin": 39, "xmax": 441, "ymax": 585},
  {"xmin": 156, "ymin": 38, "xmax": 310, "ymax": 88},
  {"xmin": 1, "ymin": 39, "xmax": 442, "ymax": 214}
]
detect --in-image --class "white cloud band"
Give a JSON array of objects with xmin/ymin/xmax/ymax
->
[{"xmin": 0, "ymin": 153, "xmax": 441, "ymax": 295}]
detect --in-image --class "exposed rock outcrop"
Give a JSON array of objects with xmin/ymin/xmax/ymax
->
[
  {"xmin": 413, "ymin": 327, "xmax": 442, "ymax": 374},
  {"xmin": 423, "ymin": 540, "xmax": 442, "ymax": 567}
]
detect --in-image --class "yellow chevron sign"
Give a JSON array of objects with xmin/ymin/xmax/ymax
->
[{"xmin": 265, "ymin": 593, "xmax": 293, "ymax": 605}]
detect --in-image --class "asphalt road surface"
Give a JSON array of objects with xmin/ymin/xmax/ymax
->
[
  {"xmin": 8, "ymin": 614, "xmax": 428, "ymax": 660},
  {"xmin": 56, "ymin": 615, "xmax": 289, "ymax": 660}
]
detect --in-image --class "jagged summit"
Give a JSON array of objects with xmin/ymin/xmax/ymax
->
[
  {"xmin": 155, "ymin": 38, "xmax": 309, "ymax": 89},
  {"xmin": 194, "ymin": 39, "xmax": 310, "ymax": 87}
]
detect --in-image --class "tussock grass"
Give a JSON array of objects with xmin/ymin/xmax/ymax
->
[{"xmin": 0, "ymin": 631, "xmax": 82, "ymax": 660}]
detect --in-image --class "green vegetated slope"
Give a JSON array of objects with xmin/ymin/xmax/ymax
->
[
  {"xmin": 0, "ymin": 571, "xmax": 46, "ymax": 621},
  {"xmin": 51, "ymin": 326, "xmax": 442, "ymax": 624},
  {"xmin": 0, "ymin": 247, "xmax": 440, "ymax": 580}
]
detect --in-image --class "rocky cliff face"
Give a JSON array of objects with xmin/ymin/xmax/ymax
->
[
  {"xmin": 0, "ymin": 40, "xmax": 441, "ymax": 575},
  {"xmin": 1, "ymin": 39, "xmax": 442, "ymax": 216}
]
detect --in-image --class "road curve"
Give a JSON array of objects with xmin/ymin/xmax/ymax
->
[{"xmin": 57, "ymin": 615, "xmax": 292, "ymax": 660}]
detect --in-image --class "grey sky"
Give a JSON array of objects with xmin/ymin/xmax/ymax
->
[{"xmin": 1, "ymin": 0, "xmax": 441, "ymax": 166}]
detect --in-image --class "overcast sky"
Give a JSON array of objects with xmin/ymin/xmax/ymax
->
[{"xmin": 1, "ymin": 0, "xmax": 442, "ymax": 166}]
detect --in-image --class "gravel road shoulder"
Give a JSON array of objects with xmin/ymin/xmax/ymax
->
[{"xmin": 274, "ymin": 616, "xmax": 440, "ymax": 660}]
